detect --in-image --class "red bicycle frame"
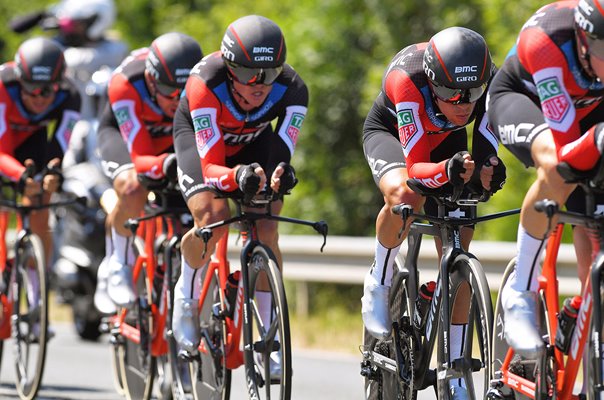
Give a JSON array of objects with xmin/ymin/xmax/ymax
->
[
  {"xmin": 499, "ymin": 223, "xmax": 591, "ymax": 399},
  {"xmin": 196, "ymin": 232, "xmax": 245, "ymax": 369}
]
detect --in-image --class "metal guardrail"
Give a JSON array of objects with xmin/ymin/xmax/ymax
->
[{"xmin": 225, "ymin": 234, "xmax": 581, "ymax": 296}]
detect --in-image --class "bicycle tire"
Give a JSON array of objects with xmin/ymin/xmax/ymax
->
[
  {"xmin": 166, "ymin": 240, "xmax": 195, "ymax": 400},
  {"xmin": 118, "ymin": 253, "xmax": 156, "ymax": 400},
  {"xmin": 243, "ymin": 244, "xmax": 292, "ymax": 400},
  {"xmin": 587, "ymin": 279, "xmax": 604, "ymax": 400},
  {"xmin": 190, "ymin": 267, "xmax": 231, "ymax": 400},
  {"xmin": 363, "ymin": 254, "xmax": 417, "ymax": 400},
  {"xmin": 436, "ymin": 253, "xmax": 493, "ymax": 400},
  {"xmin": 110, "ymin": 335, "xmax": 126, "ymax": 396},
  {"xmin": 491, "ymin": 258, "xmax": 533, "ymax": 400},
  {"xmin": 12, "ymin": 233, "xmax": 48, "ymax": 400}
]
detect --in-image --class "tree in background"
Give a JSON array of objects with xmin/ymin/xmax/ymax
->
[{"xmin": 0, "ymin": 0, "xmax": 555, "ymax": 241}]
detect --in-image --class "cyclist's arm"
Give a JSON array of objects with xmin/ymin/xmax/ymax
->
[
  {"xmin": 0, "ymin": 93, "xmax": 26, "ymax": 181},
  {"xmin": 181, "ymin": 76, "xmax": 238, "ymax": 191},
  {"xmin": 385, "ymin": 69, "xmax": 448, "ymax": 187},
  {"xmin": 46, "ymin": 89, "xmax": 81, "ymax": 165}
]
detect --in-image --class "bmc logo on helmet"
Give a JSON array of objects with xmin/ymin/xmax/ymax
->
[
  {"xmin": 455, "ymin": 66, "xmax": 478, "ymax": 73},
  {"xmin": 576, "ymin": 0, "xmax": 595, "ymax": 33}
]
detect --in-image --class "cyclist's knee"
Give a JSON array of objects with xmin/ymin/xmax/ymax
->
[
  {"xmin": 383, "ymin": 183, "xmax": 423, "ymax": 210},
  {"xmin": 113, "ymin": 170, "xmax": 147, "ymax": 211},
  {"xmin": 257, "ymin": 220, "xmax": 279, "ymax": 248},
  {"xmin": 187, "ymin": 191, "xmax": 230, "ymax": 227}
]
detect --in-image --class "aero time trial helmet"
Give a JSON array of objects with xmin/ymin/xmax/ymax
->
[
  {"xmin": 575, "ymin": 0, "xmax": 604, "ymax": 61},
  {"xmin": 145, "ymin": 32, "xmax": 203, "ymax": 98},
  {"xmin": 54, "ymin": 0, "xmax": 116, "ymax": 44},
  {"xmin": 15, "ymin": 37, "xmax": 65, "ymax": 96},
  {"xmin": 220, "ymin": 15, "xmax": 286, "ymax": 85},
  {"xmin": 423, "ymin": 27, "xmax": 492, "ymax": 104}
]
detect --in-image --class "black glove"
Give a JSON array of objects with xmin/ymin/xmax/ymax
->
[
  {"xmin": 236, "ymin": 163, "xmax": 262, "ymax": 201},
  {"xmin": 162, "ymin": 153, "xmax": 178, "ymax": 183},
  {"xmin": 276, "ymin": 162, "xmax": 298, "ymax": 195},
  {"xmin": 16, "ymin": 164, "xmax": 36, "ymax": 194},
  {"xmin": 446, "ymin": 151, "xmax": 469, "ymax": 187},
  {"xmin": 488, "ymin": 156, "xmax": 506, "ymax": 194},
  {"xmin": 137, "ymin": 174, "xmax": 168, "ymax": 190}
]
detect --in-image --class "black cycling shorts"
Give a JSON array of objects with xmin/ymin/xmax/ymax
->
[{"xmin": 13, "ymin": 127, "xmax": 64, "ymax": 174}]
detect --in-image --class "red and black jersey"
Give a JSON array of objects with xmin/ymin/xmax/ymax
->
[
  {"xmin": 497, "ymin": 0, "xmax": 604, "ymax": 150},
  {"xmin": 0, "ymin": 62, "xmax": 81, "ymax": 182},
  {"xmin": 176, "ymin": 51, "xmax": 308, "ymax": 191},
  {"xmin": 364, "ymin": 44, "xmax": 498, "ymax": 188},
  {"xmin": 99, "ymin": 47, "xmax": 175, "ymax": 179}
]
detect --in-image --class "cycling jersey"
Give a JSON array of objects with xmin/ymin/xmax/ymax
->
[
  {"xmin": 98, "ymin": 47, "xmax": 175, "ymax": 180},
  {"xmin": 0, "ymin": 62, "xmax": 81, "ymax": 182},
  {"xmin": 363, "ymin": 43, "xmax": 498, "ymax": 189},
  {"xmin": 173, "ymin": 51, "xmax": 308, "ymax": 199},
  {"xmin": 489, "ymin": 0, "xmax": 604, "ymax": 170}
]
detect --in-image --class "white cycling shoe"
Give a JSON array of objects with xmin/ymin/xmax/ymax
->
[
  {"xmin": 173, "ymin": 298, "xmax": 200, "ymax": 357},
  {"xmin": 255, "ymin": 349, "xmax": 282, "ymax": 381},
  {"xmin": 450, "ymin": 385, "xmax": 468, "ymax": 400},
  {"xmin": 503, "ymin": 291, "xmax": 544, "ymax": 359},
  {"xmin": 106, "ymin": 254, "xmax": 136, "ymax": 309},
  {"xmin": 94, "ymin": 256, "xmax": 117, "ymax": 315},
  {"xmin": 361, "ymin": 269, "xmax": 391, "ymax": 340}
]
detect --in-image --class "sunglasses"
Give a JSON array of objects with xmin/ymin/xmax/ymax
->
[
  {"xmin": 430, "ymin": 81, "xmax": 486, "ymax": 104},
  {"xmin": 154, "ymin": 80, "xmax": 182, "ymax": 99},
  {"xmin": 225, "ymin": 60, "xmax": 283, "ymax": 86},
  {"xmin": 584, "ymin": 32, "xmax": 604, "ymax": 61},
  {"xmin": 21, "ymin": 82, "xmax": 59, "ymax": 98}
]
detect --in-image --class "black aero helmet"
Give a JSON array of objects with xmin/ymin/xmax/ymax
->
[
  {"xmin": 423, "ymin": 27, "xmax": 492, "ymax": 104},
  {"xmin": 575, "ymin": 0, "xmax": 604, "ymax": 62},
  {"xmin": 145, "ymin": 32, "xmax": 203, "ymax": 95},
  {"xmin": 14, "ymin": 37, "xmax": 65, "ymax": 84},
  {"xmin": 221, "ymin": 15, "xmax": 286, "ymax": 85}
]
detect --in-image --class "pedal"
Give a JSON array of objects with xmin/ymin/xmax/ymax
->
[
  {"xmin": 212, "ymin": 302, "xmax": 226, "ymax": 320},
  {"xmin": 360, "ymin": 360, "xmax": 380, "ymax": 381}
]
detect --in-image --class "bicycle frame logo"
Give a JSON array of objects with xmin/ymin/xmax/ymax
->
[
  {"xmin": 570, "ymin": 291, "xmax": 592, "ymax": 359},
  {"xmin": 425, "ymin": 277, "xmax": 442, "ymax": 338}
]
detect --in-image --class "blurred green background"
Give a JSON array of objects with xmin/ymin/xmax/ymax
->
[{"xmin": 0, "ymin": 0, "xmax": 556, "ymax": 242}]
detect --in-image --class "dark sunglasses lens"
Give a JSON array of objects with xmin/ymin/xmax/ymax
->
[
  {"xmin": 431, "ymin": 82, "xmax": 485, "ymax": 104},
  {"xmin": 226, "ymin": 61, "xmax": 282, "ymax": 85},
  {"xmin": 155, "ymin": 82, "xmax": 181, "ymax": 98},
  {"xmin": 22, "ymin": 82, "xmax": 57, "ymax": 97},
  {"xmin": 586, "ymin": 35, "xmax": 604, "ymax": 60}
]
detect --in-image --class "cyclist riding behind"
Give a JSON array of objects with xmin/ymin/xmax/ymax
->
[
  {"xmin": 488, "ymin": 0, "xmax": 604, "ymax": 361},
  {"xmin": 98, "ymin": 32, "xmax": 202, "ymax": 308},
  {"xmin": 0, "ymin": 37, "xmax": 81, "ymax": 270},
  {"xmin": 172, "ymin": 15, "xmax": 305, "ymax": 375},
  {"xmin": 361, "ymin": 27, "xmax": 506, "ymax": 399}
]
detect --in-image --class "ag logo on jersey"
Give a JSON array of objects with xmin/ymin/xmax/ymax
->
[
  {"xmin": 287, "ymin": 112, "xmax": 304, "ymax": 144},
  {"xmin": 537, "ymin": 77, "xmax": 570, "ymax": 123},
  {"xmin": 398, "ymin": 109, "xmax": 418, "ymax": 148},
  {"xmin": 193, "ymin": 114, "xmax": 215, "ymax": 150},
  {"xmin": 115, "ymin": 107, "xmax": 134, "ymax": 136}
]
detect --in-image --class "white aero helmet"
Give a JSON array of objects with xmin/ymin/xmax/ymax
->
[{"xmin": 54, "ymin": 0, "xmax": 116, "ymax": 41}]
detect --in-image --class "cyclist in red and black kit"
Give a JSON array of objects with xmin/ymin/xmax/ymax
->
[
  {"xmin": 172, "ymin": 15, "xmax": 304, "ymax": 374},
  {"xmin": 0, "ymin": 37, "xmax": 81, "ymax": 268},
  {"xmin": 488, "ymin": 0, "xmax": 604, "ymax": 360},
  {"xmin": 362, "ymin": 27, "xmax": 506, "ymax": 399},
  {"xmin": 98, "ymin": 32, "xmax": 202, "ymax": 308}
]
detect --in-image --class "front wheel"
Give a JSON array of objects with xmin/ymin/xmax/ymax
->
[
  {"xmin": 363, "ymin": 254, "xmax": 417, "ymax": 400},
  {"xmin": 243, "ymin": 244, "xmax": 291, "ymax": 400},
  {"xmin": 436, "ymin": 254, "xmax": 493, "ymax": 400},
  {"xmin": 12, "ymin": 233, "xmax": 48, "ymax": 400}
]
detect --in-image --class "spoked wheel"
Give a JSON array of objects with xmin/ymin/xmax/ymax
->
[
  {"xmin": 110, "ymin": 330, "xmax": 126, "ymax": 397},
  {"xmin": 12, "ymin": 234, "xmax": 48, "ymax": 400},
  {"xmin": 118, "ymin": 265, "xmax": 156, "ymax": 400},
  {"xmin": 243, "ymin": 244, "xmax": 291, "ymax": 400},
  {"xmin": 166, "ymin": 239, "xmax": 195, "ymax": 400},
  {"xmin": 491, "ymin": 258, "xmax": 533, "ymax": 400},
  {"xmin": 363, "ymin": 255, "xmax": 417, "ymax": 400},
  {"xmin": 436, "ymin": 254, "xmax": 493, "ymax": 400},
  {"xmin": 191, "ymin": 269, "xmax": 231, "ymax": 400},
  {"xmin": 155, "ymin": 354, "xmax": 173, "ymax": 400}
]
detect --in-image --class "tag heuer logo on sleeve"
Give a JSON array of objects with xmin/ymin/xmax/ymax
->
[
  {"xmin": 398, "ymin": 109, "xmax": 418, "ymax": 148},
  {"xmin": 115, "ymin": 107, "xmax": 134, "ymax": 135},
  {"xmin": 286, "ymin": 112, "xmax": 304, "ymax": 144},
  {"xmin": 537, "ymin": 77, "xmax": 570, "ymax": 123},
  {"xmin": 193, "ymin": 115, "xmax": 214, "ymax": 148}
]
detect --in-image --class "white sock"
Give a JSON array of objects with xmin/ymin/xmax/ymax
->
[
  {"xmin": 111, "ymin": 227, "xmax": 130, "ymax": 265},
  {"xmin": 502, "ymin": 225, "xmax": 545, "ymax": 309},
  {"xmin": 174, "ymin": 256, "xmax": 203, "ymax": 300},
  {"xmin": 367, "ymin": 239, "xmax": 401, "ymax": 287},
  {"xmin": 449, "ymin": 323, "xmax": 467, "ymax": 389}
]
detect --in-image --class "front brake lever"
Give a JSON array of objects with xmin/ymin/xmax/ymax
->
[
  {"xmin": 313, "ymin": 221, "xmax": 328, "ymax": 252},
  {"xmin": 198, "ymin": 228, "xmax": 213, "ymax": 259}
]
